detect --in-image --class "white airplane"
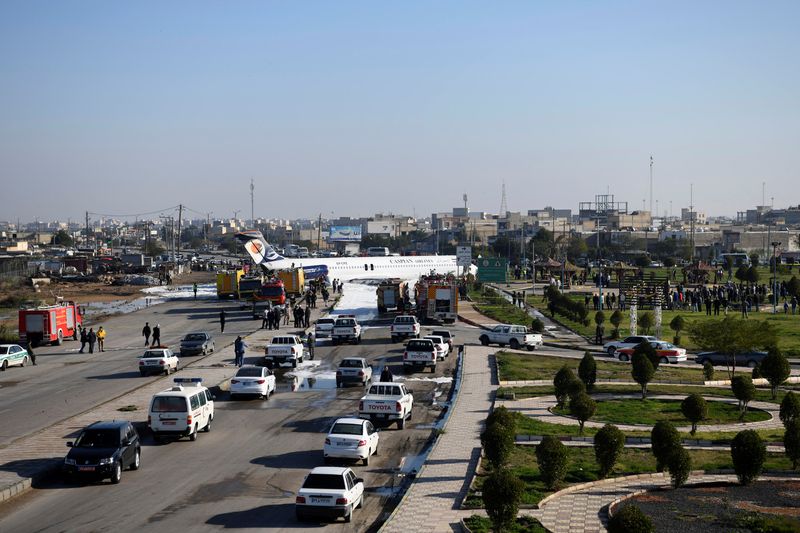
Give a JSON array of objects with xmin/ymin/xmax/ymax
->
[{"xmin": 235, "ymin": 230, "xmax": 467, "ymax": 282}]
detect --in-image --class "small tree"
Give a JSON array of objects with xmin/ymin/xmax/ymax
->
[
  {"xmin": 669, "ymin": 315, "xmax": 686, "ymax": 345},
  {"xmin": 681, "ymin": 394, "xmax": 708, "ymax": 435},
  {"xmin": 607, "ymin": 505, "xmax": 654, "ymax": 533},
  {"xmin": 747, "ymin": 266, "xmax": 760, "ymax": 284},
  {"xmin": 482, "ymin": 468, "xmax": 525, "ymax": 532},
  {"xmin": 752, "ymin": 363, "xmax": 762, "ymax": 380},
  {"xmin": 631, "ymin": 352, "xmax": 655, "ymax": 399},
  {"xmin": 481, "ymin": 421, "xmax": 515, "ymax": 469},
  {"xmin": 780, "ymin": 391, "xmax": 800, "ymax": 427},
  {"xmin": 734, "ymin": 265, "xmax": 749, "ymax": 284},
  {"xmin": 785, "ymin": 419, "xmax": 800, "ymax": 470},
  {"xmin": 535, "ymin": 435, "xmax": 568, "ymax": 490},
  {"xmin": 570, "ymin": 392, "xmax": 596, "ymax": 435},
  {"xmin": 638, "ymin": 312, "xmax": 654, "ymax": 335},
  {"xmin": 530, "ymin": 317, "xmax": 544, "ymax": 333},
  {"xmin": 566, "ymin": 378, "xmax": 586, "ymax": 401},
  {"xmin": 749, "ymin": 253, "xmax": 760, "ymax": 268},
  {"xmin": 633, "ymin": 340, "xmax": 660, "ymax": 370},
  {"xmin": 760, "ymin": 348, "xmax": 791, "ymax": 399},
  {"xmin": 554, "ymin": 365, "xmax": 576, "ymax": 408},
  {"xmin": 53, "ymin": 229, "xmax": 74, "ymax": 247},
  {"xmin": 703, "ymin": 361, "xmax": 715, "ymax": 381},
  {"xmin": 595, "ymin": 310, "xmax": 606, "ymax": 327},
  {"xmin": 666, "ymin": 445, "xmax": 692, "ymax": 489},
  {"xmin": 578, "ymin": 351, "xmax": 597, "ymax": 392},
  {"xmin": 594, "ymin": 424, "xmax": 625, "ymax": 479},
  {"xmin": 610, "ymin": 309, "xmax": 623, "ymax": 338},
  {"xmin": 651, "ymin": 421, "xmax": 681, "ymax": 473},
  {"xmin": 486, "ymin": 406, "xmax": 516, "ymax": 432},
  {"xmin": 731, "ymin": 430, "xmax": 766, "ymax": 485},
  {"xmin": 731, "ymin": 375, "xmax": 756, "ymax": 417}
]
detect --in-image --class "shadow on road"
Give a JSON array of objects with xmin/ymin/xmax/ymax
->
[
  {"xmin": 251, "ymin": 449, "xmax": 321, "ymax": 470},
  {"xmin": 282, "ymin": 416, "xmax": 337, "ymax": 434},
  {"xmin": 86, "ymin": 371, "xmax": 143, "ymax": 380},
  {"xmin": 207, "ymin": 503, "xmax": 324, "ymax": 529}
]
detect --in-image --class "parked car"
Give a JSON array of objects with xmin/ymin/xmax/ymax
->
[
  {"xmin": 295, "ymin": 466, "xmax": 364, "ymax": 523},
  {"xmin": 63, "ymin": 421, "xmax": 141, "ymax": 484},
  {"xmin": 602, "ymin": 335, "xmax": 658, "ymax": 356},
  {"xmin": 179, "ymin": 332, "xmax": 215, "ymax": 356},
  {"xmin": 695, "ymin": 350, "xmax": 768, "ymax": 368},
  {"xmin": 615, "ymin": 341, "xmax": 687, "ymax": 363},
  {"xmin": 0, "ymin": 344, "xmax": 30, "ymax": 371},
  {"xmin": 230, "ymin": 365, "xmax": 276, "ymax": 399},
  {"xmin": 336, "ymin": 358, "xmax": 372, "ymax": 388},
  {"xmin": 323, "ymin": 418, "xmax": 379, "ymax": 465}
]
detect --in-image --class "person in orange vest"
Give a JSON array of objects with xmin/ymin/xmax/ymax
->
[{"xmin": 97, "ymin": 326, "xmax": 107, "ymax": 352}]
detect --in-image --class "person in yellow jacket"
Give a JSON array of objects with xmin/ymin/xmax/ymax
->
[{"xmin": 97, "ymin": 326, "xmax": 106, "ymax": 352}]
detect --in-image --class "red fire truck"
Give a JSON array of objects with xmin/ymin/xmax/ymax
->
[{"xmin": 19, "ymin": 301, "xmax": 83, "ymax": 346}]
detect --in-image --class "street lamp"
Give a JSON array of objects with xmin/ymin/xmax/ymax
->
[{"xmin": 772, "ymin": 241, "xmax": 781, "ymax": 313}]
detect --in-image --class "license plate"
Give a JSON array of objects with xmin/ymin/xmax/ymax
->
[
  {"xmin": 310, "ymin": 497, "xmax": 330, "ymax": 504},
  {"xmin": 147, "ymin": 361, "xmax": 157, "ymax": 365},
  {"xmin": 377, "ymin": 414, "xmax": 387, "ymax": 419},
  {"xmin": 163, "ymin": 421, "xmax": 176, "ymax": 425},
  {"xmin": 78, "ymin": 466, "xmax": 95, "ymax": 472}
]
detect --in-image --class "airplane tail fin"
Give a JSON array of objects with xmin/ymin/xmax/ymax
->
[{"xmin": 235, "ymin": 231, "xmax": 285, "ymax": 265}]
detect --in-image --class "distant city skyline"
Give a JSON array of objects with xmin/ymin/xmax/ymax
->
[{"xmin": 2, "ymin": 1, "xmax": 798, "ymax": 222}]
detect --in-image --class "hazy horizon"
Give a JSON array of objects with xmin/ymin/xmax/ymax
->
[{"xmin": 2, "ymin": 1, "xmax": 798, "ymax": 223}]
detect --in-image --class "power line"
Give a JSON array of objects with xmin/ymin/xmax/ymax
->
[{"xmin": 88, "ymin": 206, "xmax": 180, "ymax": 218}]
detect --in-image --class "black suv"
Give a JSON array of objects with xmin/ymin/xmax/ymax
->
[{"xmin": 64, "ymin": 421, "xmax": 141, "ymax": 483}]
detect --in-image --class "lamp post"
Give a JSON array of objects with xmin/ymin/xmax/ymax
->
[{"xmin": 772, "ymin": 240, "xmax": 781, "ymax": 313}]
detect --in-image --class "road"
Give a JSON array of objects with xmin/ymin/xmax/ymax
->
[
  {"xmin": 0, "ymin": 321, "xmax": 468, "ymax": 532},
  {"xmin": 0, "ymin": 298, "xmax": 260, "ymax": 447}
]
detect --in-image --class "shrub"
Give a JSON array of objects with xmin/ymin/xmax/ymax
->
[
  {"xmin": 638, "ymin": 312, "xmax": 654, "ymax": 335},
  {"xmin": 553, "ymin": 365, "xmax": 576, "ymax": 408},
  {"xmin": 731, "ymin": 430, "xmax": 766, "ymax": 485},
  {"xmin": 785, "ymin": 419, "xmax": 800, "ymax": 470},
  {"xmin": 544, "ymin": 286, "xmax": 590, "ymax": 324},
  {"xmin": 570, "ymin": 392, "xmax": 596, "ymax": 435},
  {"xmin": 480, "ymin": 420, "xmax": 515, "ymax": 469},
  {"xmin": 751, "ymin": 363, "xmax": 762, "ymax": 380},
  {"xmin": 482, "ymin": 468, "xmax": 525, "ymax": 532},
  {"xmin": 633, "ymin": 340, "xmax": 660, "ymax": 370},
  {"xmin": 631, "ymin": 352, "xmax": 655, "ymax": 399},
  {"xmin": 666, "ymin": 445, "xmax": 692, "ymax": 488},
  {"xmin": 530, "ymin": 317, "xmax": 544, "ymax": 333},
  {"xmin": 566, "ymin": 378, "xmax": 586, "ymax": 401},
  {"xmin": 486, "ymin": 406, "xmax": 516, "ymax": 432},
  {"xmin": 607, "ymin": 504, "xmax": 654, "ymax": 533},
  {"xmin": 703, "ymin": 361, "xmax": 715, "ymax": 381},
  {"xmin": 535, "ymin": 435, "xmax": 568, "ymax": 490},
  {"xmin": 578, "ymin": 351, "xmax": 597, "ymax": 392},
  {"xmin": 651, "ymin": 421, "xmax": 681, "ymax": 473},
  {"xmin": 669, "ymin": 315, "xmax": 686, "ymax": 345},
  {"xmin": 595, "ymin": 311, "xmax": 606, "ymax": 326},
  {"xmin": 681, "ymin": 394, "xmax": 708, "ymax": 435},
  {"xmin": 593, "ymin": 424, "xmax": 625, "ymax": 478},
  {"xmin": 780, "ymin": 391, "xmax": 800, "ymax": 427},
  {"xmin": 731, "ymin": 375, "xmax": 756, "ymax": 416},
  {"xmin": 610, "ymin": 310, "xmax": 623, "ymax": 338},
  {"xmin": 761, "ymin": 348, "xmax": 791, "ymax": 399}
]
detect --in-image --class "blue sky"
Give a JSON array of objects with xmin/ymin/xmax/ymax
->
[{"xmin": 1, "ymin": 1, "xmax": 798, "ymax": 223}]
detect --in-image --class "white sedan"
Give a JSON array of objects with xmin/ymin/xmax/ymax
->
[
  {"xmin": 323, "ymin": 418, "xmax": 379, "ymax": 466},
  {"xmin": 138, "ymin": 348, "xmax": 179, "ymax": 376},
  {"xmin": 230, "ymin": 365, "xmax": 276, "ymax": 399},
  {"xmin": 295, "ymin": 466, "xmax": 364, "ymax": 523},
  {"xmin": 423, "ymin": 335, "xmax": 449, "ymax": 360}
]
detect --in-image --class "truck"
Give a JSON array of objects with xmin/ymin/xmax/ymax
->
[
  {"xmin": 376, "ymin": 278, "xmax": 408, "ymax": 313},
  {"xmin": 331, "ymin": 316, "xmax": 362, "ymax": 345},
  {"xmin": 415, "ymin": 274, "xmax": 459, "ymax": 324},
  {"xmin": 478, "ymin": 324, "xmax": 543, "ymax": 351},
  {"xmin": 254, "ymin": 278, "xmax": 286, "ymax": 305},
  {"xmin": 237, "ymin": 276, "xmax": 264, "ymax": 300},
  {"xmin": 390, "ymin": 315, "xmax": 420, "ymax": 343},
  {"xmin": 264, "ymin": 335, "xmax": 305, "ymax": 368},
  {"xmin": 358, "ymin": 382, "xmax": 414, "ymax": 429},
  {"xmin": 403, "ymin": 338, "xmax": 437, "ymax": 373},
  {"xmin": 277, "ymin": 268, "xmax": 305, "ymax": 296},
  {"xmin": 216, "ymin": 270, "xmax": 244, "ymax": 299},
  {"xmin": 19, "ymin": 301, "xmax": 83, "ymax": 347}
]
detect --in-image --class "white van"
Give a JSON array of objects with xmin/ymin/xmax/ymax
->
[
  {"xmin": 367, "ymin": 247, "xmax": 390, "ymax": 257},
  {"xmin": 148, "ymin": 378, "xmax": 215, "ymax": 443}
]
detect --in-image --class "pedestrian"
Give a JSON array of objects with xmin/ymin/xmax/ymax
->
[
  {"xmin": 219, "ymin": 310, "xmax": 226, "ymax": 333},
  {"xmin": 97, "ymin": 326, "xmax": 106, "ymax": 352},
  {"xmin": 380, "ymin": 366, "xmax": 393, "ymax": 382},
  {"xmin": 304, "ymin": 306, "xmax": 311, "ymax": 328},
  {"xmin": 142, "ymin": 322, "xmax": 151, "ymax": 346},
  {"xmin": 595, "ymin": 323, "xmax": 604, "ymax": 345},
  {"xmin": 262, "ymin": 308, "xmax": 269, "ymax": 329},
  {"xmin": 512, "ymin": 292, "xmax": 517, "ymax": 307},
  {"xmin": 234, "ymin": 335, "xmax": 247, "ymax": 367},
  {"xmin": 274, "ymin": 306, "xmax": 281, "ymax": 331},
  {"xmin": 784, "ymin": 301, "xmax": 790, "ymax": 314},
  {"xmin": 193, "ymin": 282, "xmax": 198, "ymax": 300},
  {"xmin": 79, "ymin": 326, "xmax": 88, "ymax": 353},
  {"xmin": 519, "ymin": 290, "xmax": 525, "ymax": 308},
  {"xmin": 792, "ymin": 296, "xmax": 798, "ymax": 315},
  {"xmin": 87, "ymin": 328, "xmax": 97, "ymax": 353},
  {"xmin": 307, "ymin": 331, "xmax": 315, "ymax": 360},
  {"xmin": 26, "ymin": 342, "xmax": 36, "ymax": 366},
  {"xmin": 151, "ymin": 324, "xmax": 161, "ymax": 347}
]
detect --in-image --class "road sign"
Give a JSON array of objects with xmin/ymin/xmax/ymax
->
[
  {"xmin": 456, "ymin": 246, "xmax": 472, "ymax": 267},
  {"xmin": 478, "ymin": 258, "xmax": 508, "ymax": 283}
]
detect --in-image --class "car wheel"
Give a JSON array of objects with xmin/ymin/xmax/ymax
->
[
  {"xmin": 660, "ymin": 357, "xmax": 669, "ymax": 365},
  {"xmin": 189, "ymin": 424, "xmax": 198, "ymax": 441},
  {"xmin": 204, "ymin": 418, "xmax": 212, "ymax": 432},
  {"xmin": 356, "ymin": 494, "xmax": 363, "ymax": 509},
  {"xmin": 211, "ymin": 343, "xmax": 215, "ymax": 353},
  {"xmin": 397, "ymin": 417, "xmax": 405, "ymax": 430},
  {"xmin": 479, "ymin": 336, "xmax": 489, "ymax": 346},
  {"xmin": 374, "ymin": 441, "xmax": 379, "ymax": 456},
  {"xmin": 607, "ymin": 346, "xmax": 616, "ymax": 356},
  {"xmin": 110, "ymin": 461, "xmax": 122, "ymax": 484},
  {"xmin": 55, "ymin": 330, "xmax": 64, "ymax": 346},
  {"xmin": 20, "ymin": 356, "xmax": 26, "ymax": 367},
  {"xmin": 1, "ymin": 360, "xmax": 7, "ymax": 371},
  {"xmin": 202, "ymin": 348, "xmax": 207, "ymax": 355},
  {"xmin": 362, "ymin": 454, "xmax": 369, "ymax": 466},
  {"xmin": 130, "ymin": 450, "xmax": 141, "ymax": 470},
  {"xmin": 620, "ymin": 353, "xmax": 629, "ymax": 362},
  {"xmin": 345, "ymin": 507, "xmax": 352, "ymax": 523},
  {"xmin": 510, "ymin": 339, "xmax": 520, "ymax": 350},
  {"xmin": 747, "ymin": 360, "xmax": 758, "ymax": 368},
  {"xmin": 527, "ymin": 345, "xmax": 535, "ymax": 352}
]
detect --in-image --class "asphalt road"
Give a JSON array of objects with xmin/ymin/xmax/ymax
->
[
  {"xmin": 0, "ymin": 298, "xmax": 260, "ymax": 447},
  {"xmin": 0, "ymin": 322, "xmax": 469, "ymax": 532}
]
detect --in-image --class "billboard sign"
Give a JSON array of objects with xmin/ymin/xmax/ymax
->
[
  {"xmin": 477, "ymin": 258, "xmax": 508, "ymax": 283},
  {"xmin": 328, "ymin": 226, "xmax": 362, "ymax": 242},
  {"xmin": 456, "ymin": 246, "xmax": 472, "ymax": 267}
]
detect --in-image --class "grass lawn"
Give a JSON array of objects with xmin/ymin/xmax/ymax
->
[
  {"xmin": 466, "ymin": 446, "xmax": 794, "ymax": 508},
  {"xmin": 551, "ymin": 398, "xmax": 771, "ymax": 426},
  {"xmin": 468, "ymin": 286, "xmax": 533, "ymax": 326},
  {"xmin": 497, "ymin": 351, "xmax": 705, "ymax": 384},
  {"xmin": 463, "ymin": 515, "xmax": 547, "ymax": 533}
]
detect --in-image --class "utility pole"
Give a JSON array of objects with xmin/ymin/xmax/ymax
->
[
  {"xmin": 649, "ymin": 155, "xmax": 653, "ymax": 214},
  {"xmin": 689, "ymin": 183, "xmax": 695, "ymax": 262},
  {"xmin": 85, "ymin": 211, "xmax": 90, "ymax": 248},
  {"xmin": 772, "ymin": 238, "xmax": 781, "ymax": 314},
  {"xmin": 250, "ymin": 178, "xmax": 255, "ymax": 227},
  {"xmin": 177, "ymin": 204, "xmax": 183, "ymax": 259},
  {"xmin": 317, "ymin": 213, "xmax": 322, "ymax": 251}
]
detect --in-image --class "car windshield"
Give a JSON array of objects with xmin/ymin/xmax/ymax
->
[
  {"xmin": 317, "ymin": 319, "xmax": 334, "ymax": 325},
  {"xmin": 151, "ymin": 396, "xmax": 187, "ymax": 413},
  {"xmin": 424, "ymin": 337, "xmax": 443, "ymax": 344},
  {"xmin": 141, "ymin": 351, "xmax": 166, "ymax": 358},
  {"xmin": 330, "ymin": 423, "xmax": 363, "ymax": 435},
  {"xmin": 183, "ymin": 334, "xmax": 206, "ymax": 342},
  {"xmin": 75, "ymin": 429, "xmax": 119, "ymax": 448},
  {"xmin": 339, "ymin": 359, "xmax": 362, "ymax": 368},
  {"xmin": 407, "ymin": 341, "xmax": 433, "ymax": 350},
  {"xmin": 302, "ymin": 474, "xmax": 346, "ymax": 490},
  {"xmin": 236, "ymin": 367, "xmax": 263, "ymax": 377}
]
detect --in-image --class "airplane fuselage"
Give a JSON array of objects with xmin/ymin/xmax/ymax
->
[{"xmin": 267, "ymin": 255, "xmax": 458, "ymax": 282}]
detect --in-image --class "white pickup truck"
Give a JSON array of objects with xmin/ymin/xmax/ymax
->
[
  {"xmin": 265, "ymin": 335, "xmax": 305, "ymax": 368},
  {"xmin": 403, "ymin": 338, "xmax": 437, "ymax": 373},
  {"xmin": 478, "ymin": 324, "xmax": 543, "ymax": 351},
  {"xmin": 390, "ymin": 315, "xmax": 420, "ymax": 343},
  {"xmin": 358, "ymin": 382, "xmax": 414, "ymax": 429},
  {"xmin": 331, "ymin": 317, "xmax": 362, "ymax": 345}
]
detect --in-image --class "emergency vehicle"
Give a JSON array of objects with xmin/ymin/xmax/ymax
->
[
  {"xmin": 414, "ymin": 274, "xmax": 459, "ymax": 324},
  {"xmin": 19, "ymin": 301, "xmax": 83, "ymax": 346}
]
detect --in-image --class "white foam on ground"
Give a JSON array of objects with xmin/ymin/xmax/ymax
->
[
  {"xmin": 142, "ymin": 282, "xmax": 217, "ymax": 300},
  {"xmin": 392, "ymin": 376, "xmax": 454, "ymax": 384},
  {"xmin": 284, "ymin": 360, "xmax": 324, "ymax": 379}
]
